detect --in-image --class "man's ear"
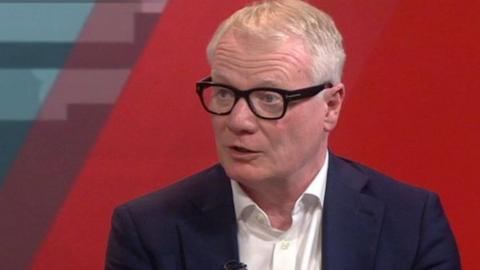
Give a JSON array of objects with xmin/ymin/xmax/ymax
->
[{"xmin": 323, "ymin": 83, "xmax": 345, "ymax": 131}]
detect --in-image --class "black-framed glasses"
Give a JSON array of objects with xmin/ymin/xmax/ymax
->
[{"xmin": 196, "ymin": 76, "xmax": 333, "ymax": 120}]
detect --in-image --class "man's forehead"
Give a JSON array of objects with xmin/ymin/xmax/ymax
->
[
  {"xmin": 210, "ymin": 29, "xmax": 314, "ymax": 88},
  {"xmin": 213, "ymin": 33, "xmax": 311, "ymax": 67},
  {"xmin": 219, "ymin": 28, "xmax": 307, "ymax": 54}
]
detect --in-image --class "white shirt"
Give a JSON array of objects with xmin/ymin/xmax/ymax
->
[{"xmin": 231, "ymin": 153, "xmax": 328, "ymax": 270}]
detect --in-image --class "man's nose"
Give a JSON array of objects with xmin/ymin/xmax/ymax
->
[{"xmin": 226, "ymin": 98, "xmax": 258, "ymax": 134}]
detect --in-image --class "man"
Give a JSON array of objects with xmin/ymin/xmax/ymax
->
[{"xmin": 106, "ymin": 0, "xmax": 461, "ymax": 269}]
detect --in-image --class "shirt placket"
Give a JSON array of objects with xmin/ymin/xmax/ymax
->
[
  {"xmin": 272, "ymin": 204, "xmax": 303, "ymax": 270},
  {"xmin": 272, "ymin": 238, "xmax": 297, "ymax": 270}
]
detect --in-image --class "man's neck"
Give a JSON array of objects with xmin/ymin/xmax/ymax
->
[{"xmin": 239, "ymin": 152, "xmax": 328, "ymax": 230}]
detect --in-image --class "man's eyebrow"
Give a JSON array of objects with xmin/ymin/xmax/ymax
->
[
  {"xmin": 211, "ymin": 72, "xmax": 285, "ymax": 89},
  {"xmin": 257, "ymin": 79, "xmax": 282, "ymax": 88},
  {"xmin": 211, "ymin": 72, "xmax": 230, "ymax": 84}
]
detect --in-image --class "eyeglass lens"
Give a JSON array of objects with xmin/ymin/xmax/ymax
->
[{"xmin": 201, "ymin": 86, "xmax": 284, "ymax": 118}]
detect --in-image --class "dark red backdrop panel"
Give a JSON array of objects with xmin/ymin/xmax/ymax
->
[{"xmin": 31, "ymin": 1, "xmax": 479, "ymax": 269}]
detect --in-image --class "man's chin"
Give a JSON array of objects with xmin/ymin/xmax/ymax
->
[{"xmin": 221, "ymin": 162, "xmax": 265, "ymax": 182}]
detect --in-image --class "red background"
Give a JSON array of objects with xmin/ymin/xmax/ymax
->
[{"xmin": 28, "ymin": 0, "xmax": 479, "ymax": 269}]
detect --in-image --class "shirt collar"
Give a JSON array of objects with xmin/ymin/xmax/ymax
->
[{"xmin": 231, "ymin": 152, "xmax": 329, "ymax": 220}]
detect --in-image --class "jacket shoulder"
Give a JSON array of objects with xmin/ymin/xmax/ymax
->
[
  {"xmin": 117, "ymin": 164, "xmax": 228, "ymax": 222},
  {"xmin": 331, "ymin": 155, "xmax": 434, "ymax": 207}
]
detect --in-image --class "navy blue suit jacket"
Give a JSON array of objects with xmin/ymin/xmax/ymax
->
[{"xmin": 106, "ymin": 154, "xmax": 461, "ymax": 269}]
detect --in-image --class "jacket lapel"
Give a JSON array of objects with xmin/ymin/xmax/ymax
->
[
  {"xmin": 177, "ymin": 166, "xmax": 238, "ymax": 270},
  {"xmin": 323, "ymin": 155, "xmax": 385, "ymax": 270}
]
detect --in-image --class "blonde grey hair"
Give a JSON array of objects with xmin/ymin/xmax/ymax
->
[{"xmin": 206, "ymin": 0, "xmax": 346, "ymax": 84}]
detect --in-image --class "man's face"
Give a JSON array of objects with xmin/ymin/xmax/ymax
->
[{"xmin": 210, "ymin": 31, "xmax": 340, "ymax": 189}]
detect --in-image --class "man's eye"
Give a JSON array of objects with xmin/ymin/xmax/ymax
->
[
  {"xmin": 257, "ymin": 92, "xmax": 281, "ymax": 104},
  {"xmin": 214, "ymin": 88, "xmax": 233, "ymax": 99}
]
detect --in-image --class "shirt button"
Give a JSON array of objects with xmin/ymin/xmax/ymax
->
[{"xmin": 280, "ymin": 240, "xmax": 290, "ymax": 250}]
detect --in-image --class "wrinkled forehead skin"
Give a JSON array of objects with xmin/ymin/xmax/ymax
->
[{"xmin": 211, "ymin": 27, "xmax": 316, "ymax": 85}]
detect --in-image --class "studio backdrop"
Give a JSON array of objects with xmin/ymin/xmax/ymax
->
[{"xmin": 0, "ymin": 0, "xmax": 478, "ymax": 269}]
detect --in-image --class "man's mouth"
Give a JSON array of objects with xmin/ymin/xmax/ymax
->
[
  {"xmin": 230, "ymin": 146, "xmax": 255, "ymax": 153},
  {"xmin": 229, "ymin": 145, "xmax": 259, "ymax": 154}
]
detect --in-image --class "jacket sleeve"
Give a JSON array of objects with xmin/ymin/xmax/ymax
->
[
  {"xmin": 105, "ymin": 205, "xmax": 154, "ymax": 270},
  {"xmin": 413, "ymin": 193, "xmax": 461, "ymax": 270}
]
